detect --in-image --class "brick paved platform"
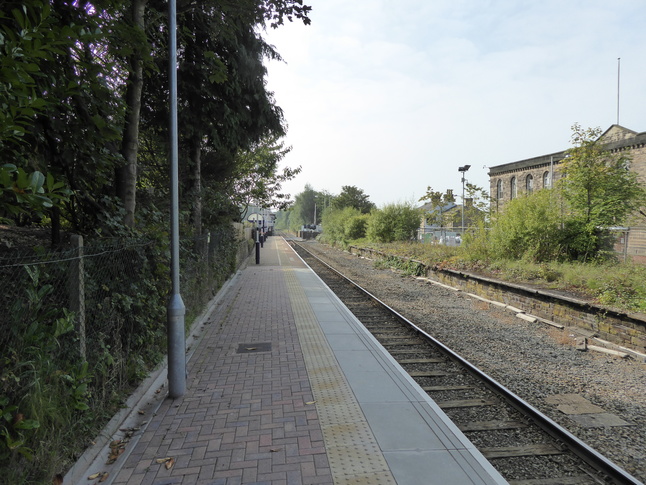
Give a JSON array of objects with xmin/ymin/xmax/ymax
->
[{"xmin": 67, "ymin": 236, "xmax": 507, "ymax": 485}]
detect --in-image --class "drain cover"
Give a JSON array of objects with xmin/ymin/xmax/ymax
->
[{"xmin": 237, "ymin": 342, "xmax": 272, "ymax": 353}]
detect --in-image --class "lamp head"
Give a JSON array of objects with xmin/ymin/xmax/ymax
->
[{"xmin": 458, "ymin": 164, "xmax": 471, "ymax": 172}]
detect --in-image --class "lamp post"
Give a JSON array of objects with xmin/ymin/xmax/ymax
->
[
  {"xmin": 167, "ymin": 0, "xmax": 186, "ymax": 398},
  {"xmin": 458, "ymin": 165, "xmax": 471, "ymax": 237}
]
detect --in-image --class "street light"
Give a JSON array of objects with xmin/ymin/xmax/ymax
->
[{"xmin": 458, "ymin": 165, "xmax": 471, "ymax": 237}]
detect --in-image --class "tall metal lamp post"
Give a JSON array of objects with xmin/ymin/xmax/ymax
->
[
  {"xmin": 458, "ymin": 165, "xmax": 471, "ymax": 236},
  {"xmin": 167, "ymin": 0, "xmax": 186, "ymax": 398}
]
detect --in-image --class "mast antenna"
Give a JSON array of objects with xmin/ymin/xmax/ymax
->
[{"xmin": 616, "ymin": 57, "xmax": 621, "ymax": 125}]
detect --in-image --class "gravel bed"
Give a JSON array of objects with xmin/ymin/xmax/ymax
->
[{"xmin": 301, "ymin": 240, "xmax": 646, "ymax": 482}]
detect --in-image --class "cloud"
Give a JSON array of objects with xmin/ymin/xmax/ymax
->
[{"xmin": 264, "ymin": 0, "xmax": 646, "ymax": 207}]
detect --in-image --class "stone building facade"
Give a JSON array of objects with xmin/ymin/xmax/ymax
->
[{"xmin": 488, "ymin": 125, "xmax": 646, "ymax": 263}]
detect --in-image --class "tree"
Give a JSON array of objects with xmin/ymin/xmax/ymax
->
[
  {"xmin": 114, "ymin": 0, "xmax": 150, "ymax": 228},
  {"xmin": 1, "ymin": 0, "xmax": 313, "ymax": 237},
  {"xmin": 1, "ymin": 1, "xmax": 125, "ymax": 240},
  {"xmin": 138, "ymin": 0, "xmax": 311, "ymax": 233},
  {"xmin": 289, "ymin": 184, "xmax": 324, "ymax": 231},
  {"xmin": 558, "ymin": 124, "xmax": 646, "ymax": 260},
  {"xmin": 418, "ymin": 187, "xmax": 455, "ymax": 227},
  {"xmin": 331, "ymin": 185, "xmax": 375, "ymax": 214},
  {"xmin": 227, "ymin": 137, "xmax": 301, "ymax": 217},
  {"xmin": 321, "ymin": 206, "xmax": 368, "ymax": 244},
  {"xmin": 463, "ymin": 183, "xmax": 491, "ymax": 227},
  {"xmin": 366, "ymin": 202, "xmax": 420, "ymax": 243},
  {"xmin": 560, "ymin": 124, "xmax": 646, "ymax": 227}
]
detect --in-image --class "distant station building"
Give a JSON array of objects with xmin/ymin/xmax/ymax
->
[{"xmin": 488, "ymin": 125, "xmax": 646, "ymax": 262}]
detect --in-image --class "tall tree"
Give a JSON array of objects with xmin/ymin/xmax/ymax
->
[
  {"xmin": 139, "ymin": 0, "xmax": 311, "ymax": 233},
  {"xmin": 560, "ymin": 124, "xmax": 646, "ymax": 228},
  {"xmin": 1, "ymin": 1, "xmax": 125, "ymax": 239},
  {"xmin": 114, "ymin": 0, "xmax": 149, "ymax": 227},
  {"xmin": 290, "ymin": 184, "xmax": 321, "ymax": 229},
  {"xmin": 556, "ymin": 124, "xmax": 646, "ymax": 260},
  {"xmin": 331, "ymin": 185, "xmax": 375, "ymax": 214},
  {"xmin": 228, "ymin": 137, "xmax": 301, "ymax": 215}
]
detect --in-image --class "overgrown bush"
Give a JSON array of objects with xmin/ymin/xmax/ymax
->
[
  {"xmin": 321, "ymin": 207, "xmax": 368, "ymax": 245},
  {"xmin": 366, "ymin": 202, "xmax": 420, "ymax": 243},
  {"xmin": 474, "ymin": 189, "xmax": 565, "ymax": 262}
]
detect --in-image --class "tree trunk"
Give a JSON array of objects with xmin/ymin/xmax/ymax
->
[
  {"xmin": 116, "ymin": 0, "xmax": 147, "ymax": 227},
  {"xmin": 191, "ymin": 136, "xmax": 202, "ymax": 235}
]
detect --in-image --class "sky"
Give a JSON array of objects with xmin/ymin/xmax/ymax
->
[{"xmin": 263, "ymin": 0, "xmax": 646, "ymax": 208}]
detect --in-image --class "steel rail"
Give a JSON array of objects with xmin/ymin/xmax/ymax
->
[{"xmin": 289, "ymin": 239, "xmax": 643, "ymax": 485}]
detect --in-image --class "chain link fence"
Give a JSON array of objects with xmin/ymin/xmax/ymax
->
[{"xmin": 0, "ymin": 224, "xmax": 249, "ymax": 444}]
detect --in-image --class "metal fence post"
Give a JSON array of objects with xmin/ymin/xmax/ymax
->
[{"xmin": 69, "ymin": 234, "xmax": 86, "ymax": 361}]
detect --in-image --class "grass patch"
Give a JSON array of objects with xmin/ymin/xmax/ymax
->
[{"xmin": 345, "ymin": 239, "xmax": 646, "ymax": 314}]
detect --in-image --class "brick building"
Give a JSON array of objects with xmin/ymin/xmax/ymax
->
[{"xmin": 488, "ymin": 125, "xmax": 646, "ymax": 262}]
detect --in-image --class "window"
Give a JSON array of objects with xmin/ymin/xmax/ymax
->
[
  {"xmin": 510, "ymin": 177, "xmax": 517, "ymax": 199},
  {"xmin": 543, "ymin": 171, "xmax": 551, "ymax": 188},
  {"xmin": 496, "ymin": 179, "xmax": 503, "ymax": 199},
  {"xmin": 526, "ymin": 174, "xmax": 533, "ymax": 194}
]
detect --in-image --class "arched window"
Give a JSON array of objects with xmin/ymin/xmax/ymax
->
[
  {"xmin": 543, "ymin": 171, "xmax": 551, "ymax": 188},
  {"xmin": 510, "ymin": 177, "xmax": 517, "ymax": 199},
  {"xmin": 496, "ymin": 179, "xmax": 503, "ymax": 200},
  {"xmin": 526, "ymin": 174, "xmax": 533, "ymax": 194}
]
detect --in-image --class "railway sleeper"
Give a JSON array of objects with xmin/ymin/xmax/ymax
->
[
  {"xmin": 481, "ymin": 443, "xmax": 564, "ymax": 459},
  {"xmin": 407, "ymin": 370, "xmax": 454, "ymax": 378},
  {"xmin": 388, "ymin": 349, "xmax": 433, "ymax": 355},
  {"xmin": 422, "ymin": 385, "xmax": 476, "ymax": 391},
  {"xmin": 458, "ymin": 420, "xmax": 528, "ymax": 432},
  {"xmin": 380, "ymin": 339, "xmax": 425, "ymax": 345},
  {"xmin": 398, "ymin": 358, "xmax": 445, "ymax": 364},
  {"xmin": 377, "ymin": 334, "xmax": 422, "ymax": 340},
  {"xmin": 507, "ymin": 476, "xmax": 599, "ymax": 485},
  {"xmin": 437, "ymin": 398, "xmax": 498, "ymax": 408}
]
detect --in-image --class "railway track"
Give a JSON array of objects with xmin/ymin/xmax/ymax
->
[{"xmin": 288, "ymin": 239, "xmax": 642, "ymax": 485}]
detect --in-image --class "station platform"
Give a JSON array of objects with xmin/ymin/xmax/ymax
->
[{"xmin": 67, "ymin": 236, "xmax": 507, "ymax": 485}]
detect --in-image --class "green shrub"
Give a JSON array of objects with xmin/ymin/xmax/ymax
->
[
  {"xmin": 366, "ymin": 203, "xmax": 420, "ymax": 243},
  {"xmin": 344, "ymin": 213, "xmax": 369, "ymax": 240},
  {"xmin": 485, "ymin": 189, "xmax": 565, "ymax": 262},
  {"xmin": 320, "ymin": 207, "xmax": 369, "ymax": 245}
]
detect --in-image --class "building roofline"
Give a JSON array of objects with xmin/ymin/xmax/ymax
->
[
  {"xmin": 489, "ymin": 125, "xmax": 646, "ymax": 177},
  {"xmin": 488, "ymin": 150, "xmax": 566, "ymax": 176}
]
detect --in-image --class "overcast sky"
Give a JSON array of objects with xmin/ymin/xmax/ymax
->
[{"xmin": 263, "ymin": 0, "xmax": 646, "ymax": 208}]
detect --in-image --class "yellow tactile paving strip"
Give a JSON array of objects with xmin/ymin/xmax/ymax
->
[{"xmin": 284, "ymin": 268, "xmax": 397, "ymax": 485}]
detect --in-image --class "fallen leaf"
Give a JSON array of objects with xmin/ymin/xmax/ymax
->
[
  {"xmin": 245, "ymin": 347, "xmax": 257, "ymax": 351},
  {"xmin": 305, "ymin": 401, "xmax": 316, "ymax": 405},
  {"xmin": 138, "ymin": 410, "xmax": 145, "ymax": 415},
  {"xmin": 99, "ymin": 472, "xmax": 109, "ymax": 482},
  {"xmin": 270, "ymin": 448, "xmax": 282, "ymax": 452},
  {"xmin": 88, "ymin": 472, "xmax": 101, "ymax": 480},
  {"xmin": 165, "ymin": 457, "xmax": 175, "ymax": 470},
  {"xmin": 155, "ymin": 457, "xmax": 171, "ymax": 464}
]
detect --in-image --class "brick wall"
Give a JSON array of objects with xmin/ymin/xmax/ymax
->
[{"xmin": 348, "ymin": 245, "xmax": 646, "ymax": 354}]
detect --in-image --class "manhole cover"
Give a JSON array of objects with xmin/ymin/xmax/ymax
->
[{"xmin": 237, "ymin": 342, "xmax": 272, "ymax": 353}]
